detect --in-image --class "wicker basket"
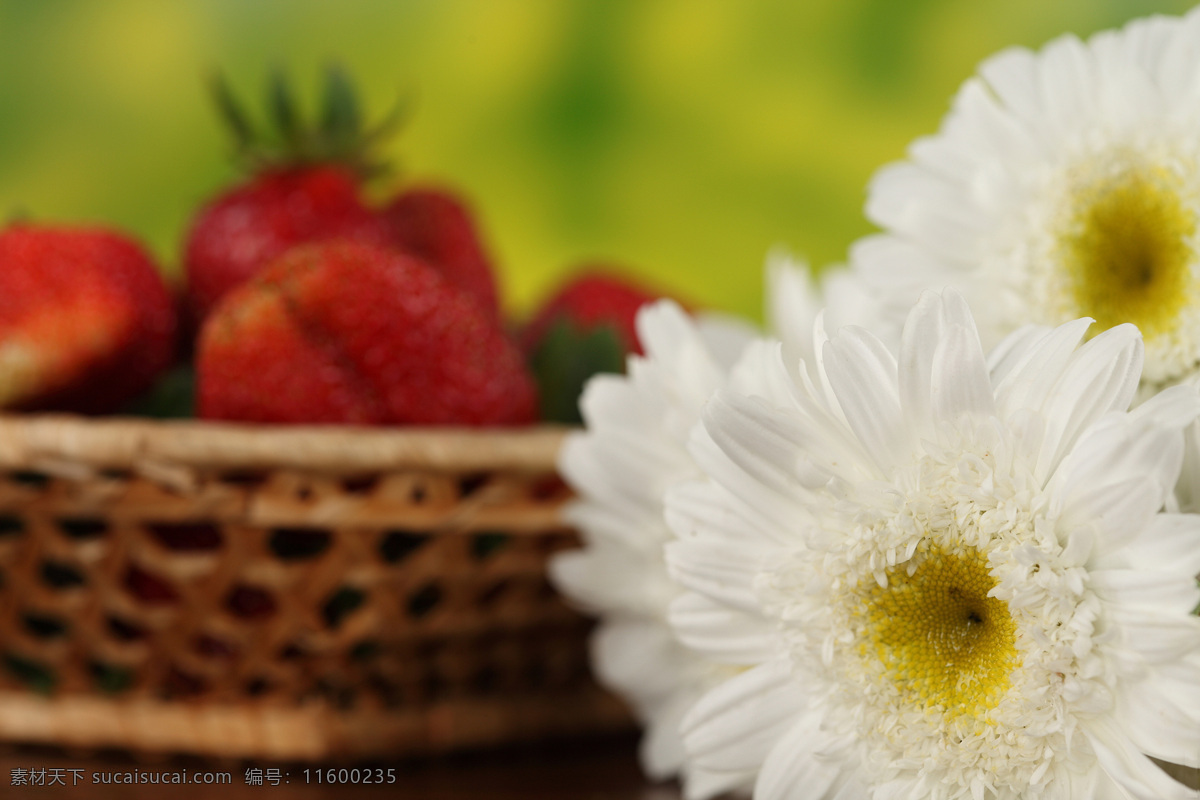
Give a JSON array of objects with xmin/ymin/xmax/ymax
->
[{"xmin": 0, "ymin": 415, "xmax": 630, "ymax": 760}]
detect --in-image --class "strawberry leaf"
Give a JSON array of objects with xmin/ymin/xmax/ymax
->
[{"xmin": 529, "ymin": 318, "xmax": 626, "ymax": 424}]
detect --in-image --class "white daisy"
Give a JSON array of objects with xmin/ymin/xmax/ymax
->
[
  {"xmin": 549, "ymin": 254, "xmax": 879, "ymax": 798},
  {"xmin": 856, "ymin": 8, "xmax": 1200, "ymax": 391},
  {"xmin": 665, "ymin": 289, "xmax": 1200, "ymax": 799}
]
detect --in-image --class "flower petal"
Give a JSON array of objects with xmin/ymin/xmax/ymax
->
[
  {"xmin": 754, "ymin": 713, "xmax": 861, "ymax": 800},
  {"xmin": 1085, "ymin": 715, "xmax": 1200, "ymax": 800},
  {"xmin": 1034, "ymin": 323, "xmax": 1143, "ymax": 481},
  {"xmin": 681, "ymin": 657, "xmax": 806, "ymax": 775},
  {"xmin": 669, "ymin": 591, "xmax": 776, "ymax": 665},
  {"xmin": 821, "ymin": 327, "xmax": 905, "ymax": 472}
]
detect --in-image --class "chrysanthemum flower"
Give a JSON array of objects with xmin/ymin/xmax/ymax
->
[
  {"xmin": 665, "ymin": 289, "xmax": 1200, "ymax": 799},
  {"xmin": 549, "ymin": 255, "xmax": 878, "ymax": 798},
  {"xmin": 856, "ymin": 8, "xmax": 1200, "ymax": 392}
]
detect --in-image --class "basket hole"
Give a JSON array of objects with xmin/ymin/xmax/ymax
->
[
  {"xmin": 317, "ymin": 679, "xmax": 358, "ymax": 710},
  {"xmin": 219, "ymin": 472, "xmax": 267, "ymax": 489},
  {"xmin": 22, "ymin": 613, "xmax": 67, "ymax": 639},
  {"xmin": 0, "ymin": 515, "xmax": 25, "ymax": 538},
  {"xmin": 245, "ymin": 677, "xmax": 271, "ymax": 697},
  {"xmin": 378, "ymin": 530, "xmax": 428, "ymax": 563},
  {"xmin": 421, "ymin": 672, "xmax": 448, "ymax": 701},
  {"xmin": 123, "ymin": 567, "xmax": 179, "ymax": 605},
  {"xmin": 164, "ymin": 666, "xmax": 208, "ymax": 698},
  {"xmin": 147, "ymin": 523, "xmax": 222, "ymax": 552},
  {"xmin": 225, "ymin": 585, "xmax": 277, "ymax": 620},
  {"xmin": 10, "ymin": 471, "xmax": 50, "ymax": 488},
  {"xmin": 278, "ymin": 643, "xmax": 306, "ymax": 660},
  {"xmin": 350, "ymin": 640, "xmax": 381, "ymax": 661},
  {"xmin": 3, "ymin": 652, "xmax": 56, "ymax": 693},
  {"xmin": 367, "ymin": 674, "xmax": 405, "ymax": 707},
  {"xmin": 525, "ymin": 661, "xmax": 548, "ymax": 689},
  {"xmin": 341, "ymin": 476, "xmax": 378, "ymax": 495},
  {"xmin": 322, "ymin": 587, "xmax": 366, "ymax": 629},
  {"xmin": 268, "ymin": 528, "xmax": 332, "ymax": 561},
  {"xmin": 530, "ymin": 474, "xmax": 569, "ymax": 500},
  {"xmin": 90, "ymin": 662, "xmax": 134, "ymax": 695},
  {"xmin": 41, "ymin": 561, "xmax": 86, "ymax": 590},
  {"xmin": 408, "ymin": 583, "xmax": 442, "ymax": 619},
  {"xmin": 56, "ymin": 517, "xmax": 108, "ymax": 540},
  {"xmin": 478, "ymin": 580, "xmax": 510, "ymax": 607},
  {"xmin": 459, "ymin": 474, "xmax": 488, "ymax": 496},
  {"xmin": 193, "ymin": 634, "xmax": 239, "ymax": 660},
  {"xmin": 472, "ymin": 667, "xmax": 500, "ymax": 695},
  {"xmin": 106, "ymin": 616, "xmax": 147, "ymax": 642},
  {"xmin": 470, "ymin": 533, "xmax": 510, "ymax": 561}
]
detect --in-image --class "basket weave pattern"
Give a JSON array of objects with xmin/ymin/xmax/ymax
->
[{"xmin": 0, "ymin": 417, "xmax": 629, "ymax": 759}]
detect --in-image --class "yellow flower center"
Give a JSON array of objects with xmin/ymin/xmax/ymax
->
[
  {"xmin": 1058, "ymin": 161, "xmax": 1195, "ymax": 339},
  {"xmin": 854, "ymin": 545, "xmax": 1019, "ymax": 722}
]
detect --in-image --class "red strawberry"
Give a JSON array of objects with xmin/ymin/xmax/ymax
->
[
  {"xmin": 521, "ymin": 269, "xmax": 669, "ymax": 356},
  {"xmin": 198, "ymin": 240, "xmax": 536, "ymax": 426},
  {"xmin": 521, "ymin": 269, "xmax": 685, "ymax": 423},
  {"xmin": 184, "ymin": 165, "xmax": 390, "ymax": 320},
  {"xmin": 182, "ymin": 68, "xmax": 397, "ymax": 321},
  {"xmin": 0, "ymin": 225, "xmax": 176, "ymax": 413},
  {"xmin": 381, "ymin": 187, "xmax": 499, "ymax": 317}
]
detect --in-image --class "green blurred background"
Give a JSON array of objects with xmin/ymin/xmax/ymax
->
[{"xmin": 0, "ymin": 0, "xmax": 1192, "ymax": 322}]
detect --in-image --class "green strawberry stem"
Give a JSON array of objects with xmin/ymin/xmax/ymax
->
[
  {"xmin": 210, "ymin": 64, "xmax": 409, "ymax": 179},
  {"xmin": 529, "ymin": 319, "xmax": 626, "ymax": 425}
]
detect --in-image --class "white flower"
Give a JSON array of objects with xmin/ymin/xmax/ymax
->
[
  {"xmin": 856, "ymin": 8, "xmax": 1200, "ymax": 391},
  {"xmin": 549, "ymin": 254, "xmax": 879, "ymax": 798},
  {"xmin": 665, "ymin": 289, "xmax": 1200, "ymax": 799}
]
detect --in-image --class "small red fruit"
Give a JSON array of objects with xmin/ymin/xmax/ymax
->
[
  {"xmin": 182, "ymin": 67, "xmax": 398, "ymax": 320},
  {"xmin": 0, "ymin": 225, "xmax": 176, "ymax": 413},
  {"xmin": 521, "ymin": 269, "xmax": 668, "ymax": 356},
  {"xmin": 184, "ymin": 165, "xmax": 389, "ymax": 320},
  {"xmin": 198, "ymin": 240, "xmax": 537, "ymax": 427},
  {"xmin": 381, "ymin": 187, "xmax": 499, "ymax": 317}
]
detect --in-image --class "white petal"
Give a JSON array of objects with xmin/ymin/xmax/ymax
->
[
  {"xmin": 1090, "ymin": 568, "xmax": 1200, "ymax": 617},
  {"xmin": 549, "ymin": 544, "xmax": 674, "ymax": 618},
  {"xmin": 1085, "ymin": 715, "xmax": 1200, "ymax": 800},
  {"xmin": 821, "ymin": 328, "xmax": 905, "ymax": 472},
  {"xmin": 695, "ymin": 311, "xmax": 759, "ymax": 373},
  {"xmin": 754, "ymin": 713, "xmax": 858, "ymax": 800},
  {"xmin": 590, "ymin": 618, "xmax": 697, "ymax": 710},
  {"xmin": 930, "ymin": 321, "xmax": 994, "ymax": 423},
  {"xmin": 665, "ymin": 475, "xmax": 796, "ymax": 553},
  {"xmin": 1106, "ymin": 605, "xmax": 1200, "ymax": 664},
  {"xmin": 1106, "ymin": 513, "xmax": 1200, "ymax": 576},
  {"xmin": 766, "ymin": 248, "xmax": 820, "ymax": 364},
  {"xmin": 990, "ymin": 318, "xmax": 1092, "ymax": 417},
  {"xmin": 669, "ymin": 591, "xmax": 776, "ymax": 665},
  {"xmin": 683, "ymin": 765, "xmax": 756, "ymax": 800},
  {"xmin": 663, "ymin": 536, "xmax": 770, "ymax": 617},
  {"xmin": 1034, "ymin": 323, "xmax": 1143, "ymax": 482},
  {"xmin": 681, "ymin": 657, "xmax": 806, "ymax": 775},
  {"xmin": 1118, "ymin": 670, "xmax": 1200, "ymax": 768},
  {"xmin": 638, "ymin": 688, "xmax": 692, "ymax": 781}
]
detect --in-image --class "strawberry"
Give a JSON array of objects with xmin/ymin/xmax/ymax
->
[
  {"xmin": 182, "ymin": 67, "xmax": 397, "ymax": 321},
  {"xmin": 521, "ymin": 269, "xmax": 679, "ymax": 423},
  {"xmin": 521, "ymin": 269, "xmax": 669, "ymax": 356},
  {"xmin": 381, "ymin": 187, "xmax": 499, "ymax": 317},
  {"xmin": 197, "ymin": 240, "xmax": 537, "ymax": 426},
  {"xmin": 0, "ymin": 224, "xmax": 176, "ymax": 413},
  {"xmin": 184, "ymin": 165, "xmax": 390, "ymax": 320}
]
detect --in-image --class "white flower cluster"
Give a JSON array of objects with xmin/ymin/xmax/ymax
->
[{"xmin": 551, "ymin": 9, "xmax": 1200, "ymax": 800}]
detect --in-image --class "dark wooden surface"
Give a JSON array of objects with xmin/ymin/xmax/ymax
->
[{"xmin": 0, "ymin": 734, "xmax": 681, "ymax": 799}]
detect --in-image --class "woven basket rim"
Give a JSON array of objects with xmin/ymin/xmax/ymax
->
[{"xmin": 0, "ymin": 414, "xmax": 570, "ymax": 474}]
